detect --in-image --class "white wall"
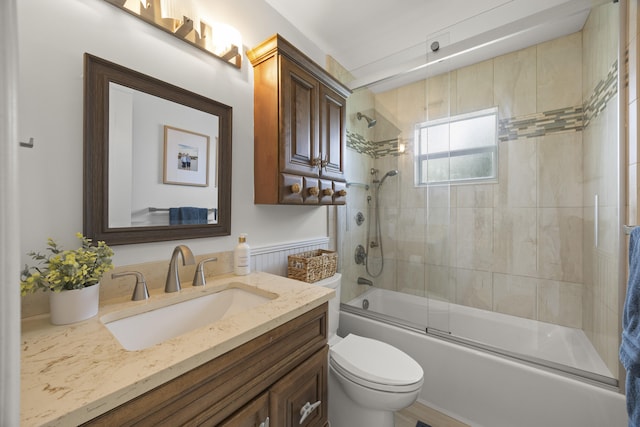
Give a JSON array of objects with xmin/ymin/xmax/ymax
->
[{"xmin": 17, "ymin": 0, "xmax": 330, "ymax": 266}]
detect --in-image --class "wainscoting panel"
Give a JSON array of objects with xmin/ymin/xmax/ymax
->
[{"xmin": 251, "ymin": 237, "xmax": 330, "ymax": 277}]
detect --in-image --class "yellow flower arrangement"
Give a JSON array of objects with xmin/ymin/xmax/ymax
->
[{"xmin": 20, "ymin": 233, "xmax": 114, "ymax": 295}]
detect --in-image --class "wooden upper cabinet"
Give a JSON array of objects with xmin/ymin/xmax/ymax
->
[
  {"xmin": 280, "ymin": 57, "xmax": 320, "ymax": 177},
  {"xmin": 320, "ymin": 85, "xmax": 345, "ymax": 181},
  {"xmin": 248, "ymin": 34, "xmax": 350, "ymax": 205}
]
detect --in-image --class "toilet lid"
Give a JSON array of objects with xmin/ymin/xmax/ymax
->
[{"xmin": 330, "ymin": 334, "xmax": 423, "ymax": 388}]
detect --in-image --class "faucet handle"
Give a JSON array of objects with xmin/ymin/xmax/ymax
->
[
  {"xmin": 193, "ymin": 257, "xmax": 218, "ymax": 287},
  {"xmin": 111, "ymin": 271, "xmax": 149, "ymax": 301}
]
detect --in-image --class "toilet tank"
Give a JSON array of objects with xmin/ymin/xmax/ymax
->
[{"xmin": 312, "ymin": 273, "xmax": 341, "ymax": 339}]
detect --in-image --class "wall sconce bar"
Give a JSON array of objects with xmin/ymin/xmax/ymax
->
[{"xmin": 103, "ymin": 0, "xmax": 242, "ymax": 68}]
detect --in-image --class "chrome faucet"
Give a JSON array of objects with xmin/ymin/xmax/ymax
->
[
  {"xmin": 357, "ymin": 277, "xmax": 373, "ymax": 286},
  {"xmin": 165, "ymin": 245, "xmax": 195, "ymax": 293}
]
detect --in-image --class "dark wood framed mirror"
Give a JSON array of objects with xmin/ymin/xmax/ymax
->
[{"xmin": 83, "ymin": 53, "xmax": 232, "ymax": 245}]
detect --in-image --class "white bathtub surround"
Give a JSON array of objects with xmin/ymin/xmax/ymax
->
[
  {"xmin": 347, "ymin": 288, "xmax": 611, "ymax": 378},
  {"xmin": 340, "ymin": 293, "xmax": 627, "ymax": 427}
]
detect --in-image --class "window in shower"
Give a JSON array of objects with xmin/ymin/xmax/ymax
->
[{"xmin": 415, "ymin": 107, "xmax": 498, "ymax": 185}]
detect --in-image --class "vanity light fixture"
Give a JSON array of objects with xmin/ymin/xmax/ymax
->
[{"xmin": 104, "ymin": 0, "xmax": 242, "ymax": 68}]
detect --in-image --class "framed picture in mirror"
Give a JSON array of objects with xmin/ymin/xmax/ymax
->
[{"xmin": 163, "ymin": 125, "xmax": 210, "ymax": 187}]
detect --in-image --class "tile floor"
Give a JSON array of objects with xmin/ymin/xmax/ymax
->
[{"xmin": 395, "ymin": 401, "xmax": 470, "ymax": 427}]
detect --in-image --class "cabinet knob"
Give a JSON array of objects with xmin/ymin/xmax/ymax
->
[
  {"xmin": 323, "ymin": 188, "xmax": 334, "ymax": 196},
  {"xmin": 299, "ymin": 400, "xmax": 321, "ymax": 424},
  {"xmin": 308, "ymin": 186, "xmax": 319, "ymax": 196},
  {"xmin": 291, "ymin": 183, "xmax": 301, "ymax": 194},
  {"xmin": 337, "ymin": 189, "xmax": 347, "ymax": 197}
]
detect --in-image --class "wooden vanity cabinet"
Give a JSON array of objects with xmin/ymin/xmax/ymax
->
[
  {"xmin": 248, "ymin": 34, "xmax": 350, "ymax": 205},
  {"xmin": 83, "ymin": 303, "xmax": 329, "ymax": 427}
]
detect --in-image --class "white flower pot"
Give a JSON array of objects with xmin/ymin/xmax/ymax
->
[{"xmin": 49, "ymin": 283, "xmax": 100, "ymax": 325}]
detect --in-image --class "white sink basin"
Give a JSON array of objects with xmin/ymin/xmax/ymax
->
[{"xmin": 102, "ymin": 284, "xmax": 276, "ymax": 351}]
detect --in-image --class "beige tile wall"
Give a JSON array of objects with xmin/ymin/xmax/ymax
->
[{"xmin": 383, "ymin": 31, "xmax": 589, "ymax": 329}]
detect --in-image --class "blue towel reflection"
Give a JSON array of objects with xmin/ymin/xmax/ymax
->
[{"xmin": 169, "ymin": 207, "xmax": 208, "ymax": 225}]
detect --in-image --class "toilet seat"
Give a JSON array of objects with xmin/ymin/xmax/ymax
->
[{"xmin": 329, "ymin": 334, "xmax": 423, "ymax": 393}]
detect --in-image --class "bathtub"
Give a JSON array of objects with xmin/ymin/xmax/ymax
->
[{"xmin": 340, "ymin": 287, "xmax": 627, "ymax": 427}]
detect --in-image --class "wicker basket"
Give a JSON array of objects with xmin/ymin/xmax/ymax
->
[{"xmin": 287, "ymin": 250, "xmax": 337, "ymax": 283}]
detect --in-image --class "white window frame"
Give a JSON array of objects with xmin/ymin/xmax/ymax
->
[{"xmin": 415, "ymin": 107, "xmax": 498, "ymax": 186}]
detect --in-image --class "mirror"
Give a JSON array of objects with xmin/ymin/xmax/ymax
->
[{"xmin": 84, "ymin": 53, "xmax": 232, "ymax": 245}]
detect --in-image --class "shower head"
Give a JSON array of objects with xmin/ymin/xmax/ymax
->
[
  {"xmin": 379, "ymin": 169, "xmax": 399, "ymax": 186},
  {"xmin": 357, "ymin": 112, "xmax": 377, "ymax": 128}
]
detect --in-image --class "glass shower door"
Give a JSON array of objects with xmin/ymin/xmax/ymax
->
[{"xmin": 421, "ymin": 42, "xmax": 453, "ymax": 336}]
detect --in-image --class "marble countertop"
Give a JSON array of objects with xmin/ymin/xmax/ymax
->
[{"xmin": 21, "ymin": 272, "xmax": 334, "ymax": 427}]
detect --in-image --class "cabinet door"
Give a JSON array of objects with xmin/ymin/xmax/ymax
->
[
  {"xmin": 219, "ymin": 392, "xmax": 270, "ymax": 427},
  {"xmin": 319, "ymin": 85, "xmax": 345, "ymax": 181},
  {"xmin": 280, "ymin": 56, "xmax": 320, "ymax": 177},
  {"xmin": 270, "ymin": 347, "xmax": 328, "ymax": 427}
]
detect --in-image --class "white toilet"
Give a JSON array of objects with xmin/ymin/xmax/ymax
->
[{"xmin": 314, "ymin": 273, "xmax": 424, "ymax": 427}]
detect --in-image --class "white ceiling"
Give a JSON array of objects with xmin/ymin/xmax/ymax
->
[{"xmin": 265, "ymin": 0, "xmax": 612, "ymax": 92}]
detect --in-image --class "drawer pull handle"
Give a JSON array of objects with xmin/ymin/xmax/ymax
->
[
  {"xmin": 337, "ymin": 189, "xmax": 347, "ymax": 197},
  {"xmin": 308, "ymin": 186, "xmax": 319, "ymax": 196},
  {"xmin": 291, "ymin": 183, "xmax": 301, "ymax": 194},
  {"xmin": 323, "ymin": 188, "xmax": 334, "ymax": 196},
  {"xmin": 299, "ymin": 400, "xmax": 321, "ymax": 424}
]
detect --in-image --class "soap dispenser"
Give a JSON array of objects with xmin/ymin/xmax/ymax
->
[{"xmin": 234, "ymin": 233, "xmax": 251, "ymax": 275}]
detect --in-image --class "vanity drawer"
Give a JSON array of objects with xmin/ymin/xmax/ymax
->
[
  {"xmin": 219, "ymin": 391, "xmax": 269, "ymax": 427},
  {"xmin": 270, "ymin": 346, "xmax": 328, "ymax": 427}
]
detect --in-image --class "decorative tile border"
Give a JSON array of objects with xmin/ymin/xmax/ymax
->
[
  {"xmin": 346, "ymin": 130, "xmax": 376, "ymax": 157},
  {"xmin": 347, "ymin": 131, "xmax": 401, "ymax": 158},
  {"xmin": 349, "ymin": 60, "xmax": 618, "ymax": 156},
  {"xmin": 498, "ymin": 60, "xmax": 617, "ymax": 142},
  {"xmin": 583, "ymin": 60, "xmax": 618, "ymax": 128},
  {"xmin": 497, "ymin": 106, "xmax": 583, "ymax": 142}
]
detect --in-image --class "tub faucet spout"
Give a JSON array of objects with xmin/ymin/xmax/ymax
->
[
  {"xmin": 357, "ymin": 277, "xmax": 373, "ymax": 286},
  {"xmin": 165, "ymin": 245, "xmax": 195, "ymax": 293}
]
